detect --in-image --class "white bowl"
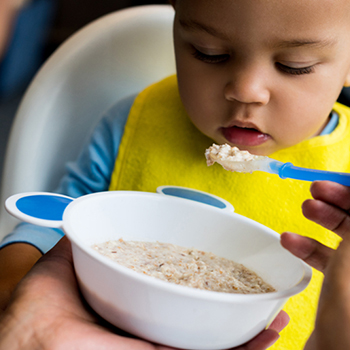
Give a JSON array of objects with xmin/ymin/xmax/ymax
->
[{"xmin": 56, "ymin": 190, "xmax": 312, "ymax": 350}]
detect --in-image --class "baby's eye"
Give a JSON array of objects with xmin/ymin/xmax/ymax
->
[
  {"xmin": 192, "ymin": 48, "xmax": 229, "ymax": 64},
  {"xmin": 276, "ymin": 62, "xmax": 315, "ymax": 75}
]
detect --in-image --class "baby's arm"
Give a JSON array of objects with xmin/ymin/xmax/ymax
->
[
  {"xmin": 0, "ymin": 224, "xmax": 64, "ymax": 312},
  {"xmin": 0, "ymin": 243, "xmax": 42, "ymax": 312},
  {"xmin": 281, "ymin": 181, "xmax": 350, "ymax": 350}
]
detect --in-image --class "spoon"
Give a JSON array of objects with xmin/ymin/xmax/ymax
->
[{"xmin": 205, "ymin": 143, "xmax": 350, "ymax": 186}]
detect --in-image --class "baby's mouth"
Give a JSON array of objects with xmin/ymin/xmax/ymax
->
[{"xmin": 221, "ymin": 126, "xmax": 270, "ymax": 147}]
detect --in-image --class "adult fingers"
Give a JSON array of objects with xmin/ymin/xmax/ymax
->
[
  {"xmin": 35, "ymin": 236, "xmax": 73, "ymax": 267},
  {"xmin": 22, "ymin": 236, "xmax": 77, "ymax": 293},
  {"xmin": 267, "ymin": 310, "xmax": 290, "ymax": 333},
  {"xmin": 280, "ymin": 232, "xmax": 334, "ymax": 273},
  {"xmin": 304, "ymin": 181, "xmax": 350, "ymax": 237},
  {"xmin": 14, "ymin": 236, "xmax": 97, "ymax": 322},
  {"xmin": 236, "ymin": 329, "xmax": 280, "ymax": 350},
  {"xmin": 309, "ymin": 181, "xmax": 350, "ymax": 211},
  {"xmin": 302, "ymin": 198, "xmax": 350, "ymax": 239},
  {"xmin": 232, "ymin": 311, "xmax": 289, "ymax": 350}
]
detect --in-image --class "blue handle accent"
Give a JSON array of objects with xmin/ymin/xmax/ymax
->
[
  {"xmin": 16, "ymin": 195, "xmax": 73, "ymax": 220},
  {"xmin": 160, "ymin": 187, "xmax": 227, "ymax": 209},
  {"xmin": 279, "ymin": 162, "xmax": 350, "ymax": 186}
]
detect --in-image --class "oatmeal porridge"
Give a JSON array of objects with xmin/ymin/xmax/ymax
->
[
  {"xmin": 92, "ymin": 239, "xmax": 275, "ymax": 294},
  {"xmin": 205, "ymin": 143, "xmax": 267, "ymax": 173}
]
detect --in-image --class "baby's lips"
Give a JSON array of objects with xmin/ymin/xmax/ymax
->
[{"xmin": 222, "ymin": 126, "xmax": 270, "ymax": 146}]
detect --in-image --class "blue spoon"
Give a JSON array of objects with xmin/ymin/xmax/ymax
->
[
  {"xmin": 209, "ymin": 153, "xmax": 350, "ymax": 186},
  {"xmin": 268, "ymin": 160, "xmax": 350, "ymax": 185}
]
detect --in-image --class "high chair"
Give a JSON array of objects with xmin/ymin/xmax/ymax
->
[{"xmin": 0, "ymin": 5, "xmax": 176, "ymax": 240}]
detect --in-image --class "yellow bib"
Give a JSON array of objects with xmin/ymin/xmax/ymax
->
[{"xmin": 110, "ymin": 75, "xmax": 350, "ymax": 350}]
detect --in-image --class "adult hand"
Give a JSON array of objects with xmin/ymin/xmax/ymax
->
[
  {"xmin": 281, "ymin": 181, "xmax": 350, "ymax": 273},
  {"xmin": 281, "ymin": 181, "xmax": 350, "ymax": 350},
  {"xmin": 0, "ymin": 237, "xmax": 175, "ymax": 350},
  {"xmin": 0, "ymin": 236, "xmax": 288, "ymax": 350},
  {"xmin": 235, "ymin": 310, "xmax": 289, "ymax": 350}
]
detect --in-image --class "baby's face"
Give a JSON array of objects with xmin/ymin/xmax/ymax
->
[{"xmin": 172, "ymin": 0, "xmax": 350, "ymax": 155}]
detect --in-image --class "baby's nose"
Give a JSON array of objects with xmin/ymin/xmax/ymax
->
[{"xmin": 224, "ymin": 64, "xmax": 270, "ymax": 105}]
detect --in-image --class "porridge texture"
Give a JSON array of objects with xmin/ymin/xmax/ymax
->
[
  {"xmin": 92, "ymin": 239, "xmax": 275, "ymax": 294},
  {"xmin": 205, "ymin": 143, "xmax": 267, "ymax": 173}
]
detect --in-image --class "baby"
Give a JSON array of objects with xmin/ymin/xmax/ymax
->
[{"xmin": 2, "ymin": 1, "xmax": 350, "ymax": 349}]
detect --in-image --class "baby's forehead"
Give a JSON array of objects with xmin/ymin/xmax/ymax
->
[
  {"xmin": 177, "ymin": 0, "xmax": 350, "ymax": 31},
  {"xmin": 179, "ymin": 0, "xmax": 350, "ymax": 15}
]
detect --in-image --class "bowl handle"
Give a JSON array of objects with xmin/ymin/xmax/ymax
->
[
  {"xmin": 5, "ymin": 192, "xmax": 74, "ymax": 228},
  {"xmin": 156, "ymin": 186, "xmax": 234, "ymax": 212}
]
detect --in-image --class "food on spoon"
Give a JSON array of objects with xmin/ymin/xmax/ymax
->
[
  {"xmin": 205, "ymin": 143, "xmax": 266, "ymax": 173},
  {"xmin": 92, "ymin": 239, "xmax": 276, "ymax": 294}
]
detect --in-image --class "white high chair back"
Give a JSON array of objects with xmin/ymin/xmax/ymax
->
[{"xmin": 0, "ymin": 5, "xmax": 176, "ymax": 240}]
